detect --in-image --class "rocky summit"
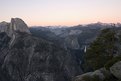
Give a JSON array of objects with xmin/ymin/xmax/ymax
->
[
  {"xmin": 0, "ymin": 18, "xmax": 82, "ymax": 81},
  {"xmin": 0, "ymin": 18, "xmax": 31, "ymax": 37}
]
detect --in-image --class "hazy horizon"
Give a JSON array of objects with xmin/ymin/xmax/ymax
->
[{"xmin": 1, "ymin": 0, "xmax": 121, "ymax": 26}]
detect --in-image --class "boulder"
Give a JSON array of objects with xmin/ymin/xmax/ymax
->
[
  {"xmin": 110, "ymin": 61, "xmax": 121, "ymax": 79},
  {"xmin": 73, "ymin": 68, "xmax": 111, "ymax": 81}
]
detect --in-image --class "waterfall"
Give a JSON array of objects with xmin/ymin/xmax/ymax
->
[{"xmin": 84, "ymin": 46, "xmax": 86, "ymax": 53}]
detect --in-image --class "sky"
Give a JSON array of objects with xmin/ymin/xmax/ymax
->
[{"xmin": 0, "ymin": 0, "xmax": 121, "ymax": 26}]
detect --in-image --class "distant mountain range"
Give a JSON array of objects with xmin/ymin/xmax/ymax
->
[{"xmin": 30, "ymin": 22, "xmax": 121, "ymax": 29}]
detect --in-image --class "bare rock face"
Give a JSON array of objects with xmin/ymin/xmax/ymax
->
[
  {"xmin": 0, "ymin": 18, "xmax": 31, "ymax": 37},
  {"xmin": 10, "ymin": 18, "xmax": 31, "ymax": 34},
  {"xmin": 65, "ymin": 36, "xmax": 80, "ymax": 49},
  {"xmin": 110, "ymin": 61, "xmax": 121, "ymax": 79},
  {"xmin": 0, "ymin": 18, "xmax": 31, "ymax": 48}
]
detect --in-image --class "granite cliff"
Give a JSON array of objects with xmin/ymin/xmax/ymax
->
[{"xmin": 0, "ymin": 18, "xmax": 82, "ymax": 81}]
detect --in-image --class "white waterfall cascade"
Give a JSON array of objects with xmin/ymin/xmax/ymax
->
[{"xmin": 84, "ymin": 46, "xmax": 87, "ymax": 53}]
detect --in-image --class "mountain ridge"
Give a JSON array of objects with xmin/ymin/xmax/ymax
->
[{"xmin": 0, "ymin": 18, "xmax": 83, "ymax": 81}]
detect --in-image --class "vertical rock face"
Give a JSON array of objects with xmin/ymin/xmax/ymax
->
[
  {"xmin": 65, "ymin": 36, "xmax": 80, "ymax": 49},
  {"xmin": 0, "ymin": 18, "xmax": 83, "ymax": 81},
  {"xmin": 0, "ymin": 18, "xmax": 31, "ymax": 37},
  {"xmin": 0, "ymin": 18, "xmax": 31, "ymax": 48},
  {"xmin": 10, "ymin": 18, "xmax": 31, "ymax": 34}
]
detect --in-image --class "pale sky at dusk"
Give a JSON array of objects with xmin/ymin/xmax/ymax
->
[{"xmin": 0, "ymin": 0, "xmax": 121, "ymax": 26}]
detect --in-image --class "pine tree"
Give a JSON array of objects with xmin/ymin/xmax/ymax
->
[{"xmin": 85, "ymin": 28, "xmax": 117, "ymax": 70}]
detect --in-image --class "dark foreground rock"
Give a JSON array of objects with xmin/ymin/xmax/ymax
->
[{"xmin": 110, "ymin": 61, "xmax": 121, "ymax": 79}]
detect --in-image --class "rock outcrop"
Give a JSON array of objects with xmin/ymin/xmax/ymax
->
[
  {"xmin": 110, "ymin": 61, "xmax": 121, "ymax": 79},
  {"xmin": 0, "ymin": 18, "xmax": 31, "ymax": 37},
  {"xmin": 10, "ymin": 18, "xmax": 31, "ymax": 34},
  {"xmin": 0, "ymin": 18, "xmax": 31, "ymax": 48},
  {"xmin": 73, "ymin": 68, "xmax": 111, "ymax": 81}
]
